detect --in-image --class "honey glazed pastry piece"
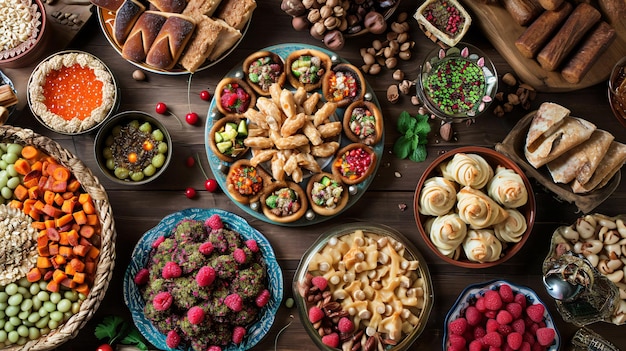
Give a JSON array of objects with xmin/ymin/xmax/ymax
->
[
  {"xmin": 113, "ymin": 0, "xmax": 146, "ymax": 47},
  {"xmin": 145, "ymin": 13, "xmax": 196, "ymax": 71},
  {"xmin": 122, "ymin": 11, "xmax": 168, "ymax": 62}
]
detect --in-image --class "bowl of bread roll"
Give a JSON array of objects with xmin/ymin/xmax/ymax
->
[
  {"xmin": 92, "ymin": 0, "xmax": 257, "ymax": 74},
  {"xmin": 413, "ymin": 146, "xmax": 535, "ymax": 268}
]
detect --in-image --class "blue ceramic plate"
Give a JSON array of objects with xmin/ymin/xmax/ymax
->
[
  {"xmin": 444, "ymin": 279, "xmax": 560, "ymax": 350},
  {"xmin": 204, "ymin": 43, "xmax": 384, "ymax": 227},
  {"xmin": 123, "ymin": 208, "xmax": 283, "ymax": 351}
]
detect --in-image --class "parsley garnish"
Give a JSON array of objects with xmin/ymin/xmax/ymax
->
[
  {"xmin": 393, "ymin": 111, "xmax": 431, "ymax": 162},
  {"xmin": 94, "ymin": 315, "xmax": 148, "ymax": 350}
]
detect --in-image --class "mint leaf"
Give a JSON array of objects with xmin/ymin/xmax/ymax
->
[
  {"xmin": 121, "ymin": 329, "xmax": 148, "ymax": 351},
  {"xmin": 393, "ymin": 135, "xmax": 412, "ymax": 159},
  {"xmin": 413, "ymin": 119, "xmax": 431, "ymax": 137},
  {"xmin": 397, "ymin": 111, "xmax": 416, "ymax": 134},
  {"xmin": 95, "ymin": 316, "xmax": 127, "ymax": 344},
  {"xmin": 409, "ymin": 144, "xmax": 428, "ymax": 162},
  {"xmin": 415, "ymin": 112, "xmax": 430, "ymax": 124},
  {"xmin": 411, "ymin": 133, "xmax": 420, "ymax": 150}
]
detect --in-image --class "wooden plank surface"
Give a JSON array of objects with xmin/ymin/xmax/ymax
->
[{"xmin": 2, "ymin": 0, "xmax": 626, "ymax": 350}]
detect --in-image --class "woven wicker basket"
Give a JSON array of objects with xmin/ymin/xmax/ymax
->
[{"xmin": 0, "ymin": 126, "xmax": 116, "ymax": 351}]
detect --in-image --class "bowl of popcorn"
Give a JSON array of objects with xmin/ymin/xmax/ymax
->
[
  {"xmin": 0, "ymin": 0, "xmax": 49, "ymax": 68},
  {"xmin": 413, "ymin": 146, "xmax": 535, "ymax": 268},
  {"xmin": 444, "ymin": 280, "xmax": 560, "ymax": 351},
  {"xmin": 416, "ymin": 43, "xmax": 498, "ymax": 122},
  {"xmin": 293, "ymin": 222, "xmax": 433, "ymax": 351}
]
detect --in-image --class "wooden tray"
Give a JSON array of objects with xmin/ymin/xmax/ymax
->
[
  {"xmin": 495, "ymin": 111, "xmax": 620, "ymax": 213},
  {"xmin": 461, "ymin": 0, "xmax": 626, "ymax": 93}
]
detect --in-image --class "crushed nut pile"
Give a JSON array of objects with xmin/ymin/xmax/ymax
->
[{"xmin": 0, "ymin": 204, "xmax": 38, "ymax": 286}]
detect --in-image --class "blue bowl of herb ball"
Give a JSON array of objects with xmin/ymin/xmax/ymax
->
[{"xmin": 94, "ymin": 111, "xmax": 172, "ymax": 185}]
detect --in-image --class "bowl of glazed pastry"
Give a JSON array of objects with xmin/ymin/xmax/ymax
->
[
  {"xmin": 0, "ymin": 0, "xmax": 49, "ymax": 68},
  {"xmin": 293, "ymin": 222, "xmax": 433, "ymax": 351},
  {"xmin": 413, "ymin": 146, "xmax": 535, "ymax": 268}
]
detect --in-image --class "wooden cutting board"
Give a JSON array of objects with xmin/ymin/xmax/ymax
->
[{"xmin": 461, "ymin": 0, "xmax": 626, "ymax": 93}]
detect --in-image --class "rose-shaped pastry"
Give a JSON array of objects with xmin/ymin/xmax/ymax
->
[
  {"xmin": 425, "ymin": 213, "xmax": 467, "ymax": 252},
  {"xmin": 487, "ymin": 165, "xmax": 528, "ymax": 208},
  {"xmin": 462, "ymin": 229, "xmax": 502, "ymax": 263},
  {"xmin": 418, "ymin": 177, "xmax": 458, "ymax": 216},
  {"xmin": 441, "ymin": 153, "xmax": 493, "ymax": 189},
  {"xmin": 456, "ymin": 186, "xmax": 509, "ymax": 229},
  {"xmin": 493, "ymin": 209, "xmax": 527, "ymax": 243}
]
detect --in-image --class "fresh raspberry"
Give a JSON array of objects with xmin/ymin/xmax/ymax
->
[
  {"xmin": 321, "ymin": 333, "xmax": 339, "ymax": 348},
  {"xmin": 520, "ymin": 342, "xmax": 531, "ymax": 351},
  {"xmin": 232, "ymin": 326, "xmax": 246, "ymax": 344},
  {"xmin": 528, "ymin": 322, "xmax": 540, "ymax": 334},
  {"xmin": 507, "ymin": 332, "xmax": 523, "ymax": 350},
  {"xmin": 151, "ymin": 235, "xmax": 165, "ymax": 248},
  {"xmin": 205, "ymin": 214, "xmax": 223, "ymax": 230},
  {"xmin": 506, "ymin": 302, "xmax": 523, "ymax": 319},
  {"xmin": 525, "ymin": 304, "xmax": 545, "ymax": 323},
  {"xmin": 474, "ymin": 326, "xmax": 486, "ymax": 339},
  {"xmin": 512, "ymin": 319, "xmax": 526, "ymax": 334},
  {"xmin": 498, "ymin": 323, "xmax": 513, "ymax": 336},
  {"xmin": 447, "ymin": 345, "xmax": 464, "ymax": 351},
  {"xmin": 196, "ymin": 266, "xmax": 216, "ymax": 287},
  {"xmin": 447, "ymin": 334, "xmax": 466, "ymax": 350},
  {"xmin": 233, "ymin": 248, "xmax": 247, "ymax": 264},
  {"xmin": 465, "ymin": 306, "xmax": 483, "ymax": 326},
  {"xmin": 338, "ymin": 317, "xmax": 355, "ymax": 333},
  {"xmin": 188, "ymin": 306, "xmax": 205, "ymax": 324},
  {"xmin": 311, "ymin": 276, "xmax": 328, "ymax": 291},
  {"xmin": 133, "ymin": 268, "xmax": 149, "ymax": 285},
  {"xmin": 535, "ymin": 327, "xmax": 555, "ymax": 346},
  {"xmin": 165, "ymin": 330, "xmax": 181, "ymax": 348},
  {"xmin": 153, "ymin": 291, "xmax": 173, "ymax": 311},
  {"xmin": 162, "ymin": 261, "xmax": 182, "ymax": 279},
  {"xmin": 308, "ymin": 306, "xmax": 324, "ymax": 323},
  {"xmin": 255, "ymin": 289, "xmax": 270, "ymax": 307},
  {"xmin": 497, "ymin": 310, "xmax": 513, "ymax": 325},
  {"xmin": 207, "ymin": 347, "xmax": 222, "ymax": 351},
  {"xmin": 483, "ymin": 331, "xmax": 502, "ymax": 347},
  {"xmin": 523, "ymin": 331, "xmax": 535, "ymax": 345},
  {"xmin": 475, "ymin": 297, "xmax": 487, "ymax": 312},
  {"xmin": 484, "ymin": 290, "xmax": 503, "ymax": 311},
  {"xmin": 499, "ymin": 284, "xmax": 515, "ymax": 303},
  {"xmin": 514, "ymin": 293, "xmax": 527, "ymax": 309},
  {"xmin": 486, "ymin": 318, "xmax": 499, "ymax": 333},
  {"xmin": 448, "ymin": 317, "xmax": 468, "ymax": 335},
  {"xmin": 469, "ymin": 339, "xmax": 484, "ymax": 351},
  {"xmin": 225, "ymin": 294, "xmax": 243, "ymax": 312},
  {"xmin": 485, "ymin": 310, "xmax": 497, "ymax": 319},
  {"xmin": 199, "ymin": 242, "xmax": 214, "ymax": 255},
  {"xmin": 245, "ymin": 239, "xmax": 259, "ymax": 252},
  {"xmin": 531, "ymin": 343, "xmax": 543, "ymax": 351}
]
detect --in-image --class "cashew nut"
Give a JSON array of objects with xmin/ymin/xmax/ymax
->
[{"xmin": 576, "ymin": 215, "xmax": 597, "ymax": 239}]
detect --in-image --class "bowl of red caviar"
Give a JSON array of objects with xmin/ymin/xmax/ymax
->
[
  {"xmin": 331, "ymin": 143, "xmax": 377, "ymax": 185},
  {"xmin": 416, "ymin": 43, "xmax": 497, "ymax": 122},
  {"xmin": 27, "ymin": 50, "xmax": 119, "ymax": 135}
]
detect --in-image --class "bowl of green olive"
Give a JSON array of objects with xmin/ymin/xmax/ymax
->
[{"xmin": 94, "ymin": 111, "xmax": 172, "ymax": 185}]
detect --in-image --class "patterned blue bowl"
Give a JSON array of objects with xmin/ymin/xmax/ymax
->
[
  {"xmin": 123, "ymin": 208, "xmax": 283, "ymax": 350},
  {"xmin": 443, "ymin": 279, "xmax": 560, "ymax": 351}
]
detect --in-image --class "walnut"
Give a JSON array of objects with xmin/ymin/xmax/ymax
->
[{"xmin": 387, "ymin": 84, "xmax": 399, "ymax": 103}]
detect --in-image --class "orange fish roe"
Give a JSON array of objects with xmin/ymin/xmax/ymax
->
[{"xmin": 42, "ymin": 64, "xmax": 103, "ymax": 121}]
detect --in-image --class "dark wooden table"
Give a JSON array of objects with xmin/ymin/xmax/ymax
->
[{"xmin": 4, "ymin": 0, "xmax": 626, "ymax": 350}]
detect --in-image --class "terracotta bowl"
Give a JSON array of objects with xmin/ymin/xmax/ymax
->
[
  {"xmin": 413, "ymin": 146, "xmax": 535, "ymax": 268},
  {"xmin": 0, "ymin": 0, "xmax": 49, "ymax": 68}
]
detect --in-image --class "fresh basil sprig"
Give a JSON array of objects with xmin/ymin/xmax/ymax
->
[{"xmin": 393, "ymin": 111, "xmax": 431, "ymax": 162}]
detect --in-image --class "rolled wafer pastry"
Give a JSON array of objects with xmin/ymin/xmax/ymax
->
[
  {"xmin": 514, "ymin": 2, "xmax": 573, "ymax": 59},
  {"xmin": 536, "ymin": 3, "xmax": 601, "ymax": 71},
  {"xmin": 500, "ymin": 0, "xmax": 543, "ymax": 26},
  {"xmin": 561, "ymin": 22, "xmax": 616, "ymax": 84}
]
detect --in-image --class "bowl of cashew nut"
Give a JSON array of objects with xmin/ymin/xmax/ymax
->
[{"xmin": 543, "ymin": 213, "xmax": 626, "ymax": 325}]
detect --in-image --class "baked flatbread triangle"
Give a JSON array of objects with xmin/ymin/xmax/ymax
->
[
  {"xmin": 546, "ymin": 129, "xmax": 614, "ymax": 184},
  {"xmin": 525, "ymin": 102, "xmax": 570, "ymax": 152},
  {"xmin": 571, "ymin": 141, "xmax": 626, "ymax": 193},
  {"xmin": 524, "ymin": 116, "xmax": 596, "ymax": 168}
]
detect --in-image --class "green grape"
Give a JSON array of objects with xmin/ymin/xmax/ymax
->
[
  {"xmin": 6, "ymin": 144, "xmax": 22, "ymax": 155},
  {"xmin": 129, "ymin": 171, "xmax": 144, "ymax": 182},
  {"xmin": 7, "ymin": 294, "xmax": 23, "ymax": 307},
  {"xmin": 102, "ymin": 147, "xmax": 113, "ymax": 159},
  {"xmin": 157, "ymin": 142, "xmax": 168, "ymax": 154},
  {"xmin": 35, "ymin": 316, "xmax": 48, "ymax": 329},
  {"xmin": 28, "ymin": 327, "xmax": 39, "ymax": 340},
  {"xmin": 143, "ymin": 165, "xmax": 156, "ymax": 177},
  {"xmin": 36, "ymin": 291, "xmax": 49, "ymax": 302},
  {"xmin": 151, "ymin": 154, "xmax": 165, "ymax": 168},
  {"xmin": 49, "ymin": 293, "xmax": 61, "ymax": 304},
  {"xmin": 105, "ymin": 159, "xmax": 115, "ymax": 170},
  {"xmin": 29, "ymin": 284, "xmax": 39, "ymax": 296},
  {"xmin": 9, "ymin": 317, "xmax": 21, "ymax": 327},
  {"xmin": 27, "ymin": 312, "xmax": 40, "ymax": 324},
  {"xmin": 64, "ymin": 291, "xmax": 78, "ymax": 302},
  {"xmin": 47, "ymin": 319, "xmax": 58, "ymax": 330},
  {"xmin": 43, "ymin": 301, "xmax": 55, "ymax": 313},
  {"xmin": 128, "ymin": 120, "xmax": 140, "ymax": 130},
  {"xmin": 2, "ymin": 153, "xmax": 17, "ymax": 165},
  {"xmin": 56, "ymin": 299, "xmax": 71, "ymax": 313},
  {"xmin": 114, "ymin": 167, "xmax": 130, "ymax": 180},
  {"xmin": 5, "ymin": 165, "xmax": 16, "ymax": 178},
  {"xmin": 16, "ymin": 326, "xmax": 28, "ymax": 338},
  {"xmin": 1, "ymin": 187, "xmax": 12, "ymax": 200},
  {"xmin": 20, "ymin": 299, "xmax": 32, "ymax": 312},
  {"xmin": 111, "ymin": 125, "xmax": 122, "ymax": 136},
  {"xmin": 7, "ymin": 330, "xmax": 18, "ymax": 343},
  {"xmin": 139, "ymin": 122, "xmax": 152, "ymax": 133},
  {"xmin": 49, "ymin": 311, "xmax": 63, "ymax": 322},
  {"xmin": 152, "ymin": 129, "xmax": 164, "ymax": 141},
  {"xmin": 0, "ymin": 174, "xmax": 7, "ymax": 188},
  {"xmin": 0, "ymin": 160, "xmax": 7, "ymax": 170},
  {"xmin": 0, "ymin": 330, "xmax": 7, "ymax": 343},
  {"xmin": 4, "ymin": 284, "xmax": 17, "ymax": 296}
]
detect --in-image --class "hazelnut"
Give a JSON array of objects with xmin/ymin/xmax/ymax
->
[
  {"xmin": 319, "ymin": 5, "xmax": 333, "ymax": 18},
  {"xmin": 507, "ymin": 93, "xmax": 520, "ymax": 105},
  {"xmin": 132, "ymin": 69, "xmax": 146, "ymax": 81},
  {"xmin": 310, "ymin": 22, "xmax": 326, "ymax": 39},
  {"xmin": 399, "ymin": 50, "xmax": 411, "ymax": 60},
  {"xmin": 372, "ymin": 39, "xmax": 383, "ymax": 51},
  {"xmin": 302, "ymin": 0, "xmax": 316, "ymax": 8},
  {"xmin": 397, "ymin": 12, "xmax": 408, "ymax": 22},
  {"xmin": 369, "ymin": 63, "xmax": 381, "ymax": 75},
  {"xmin": 385, "ymin": 57, "xmax": 397, "ymax": 69},
  {"xmin": 323, "ymin": 16, "xmax": 340, "ymax": 30},
  {"xmin": 493, "ymin": 105, "xmax": 505, "ymax": 117},
  {"xmin": 281, "ymin": 0, "xmax": 306, "ymax": 16},
  {"xmin": 387, "ymin": 84, "xmax": 399, "ymax": 103},
  {"xmin": 307, "ymin": 9, "xmax": 321, "ymax": 23},
  {"xmin": 503, "ymin": 102, "xmax": 514, "ymax": 112},
  {"xmin": 323, "ymin": 30, "xmax": 344, "ymax": 50},
  {"xmin": 392, "ymin": 69, "xmax": 404, "ymax": 81},
  {"xmin": 398, "ymin": 80, "xmax": 413, "ymax": 95},
  {"xmin": 363, "ymin": 11, "xmax": 387, "ymax": 34},
  {"xmin": 397, "ymin": 32, "xmax": 409, "ymax": 44},
  {"xmin": 362, "ymin": 53, "xmax": 375, "ymax": 65},
  {"xmin": 502, "ymin": 72, "xmax": 517, "ymax": 86},
  {"xmin": 292, "ymin": 16, "xmax": 310, "ymax": 31},
  {"xmin": 390, "ymin": 21, "xmax": 409, "ymax": 34}
]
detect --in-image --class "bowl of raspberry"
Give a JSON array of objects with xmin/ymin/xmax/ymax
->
[{"xmin": 444, "ymin": 280, "xmax": 560, "ymax": 351}]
